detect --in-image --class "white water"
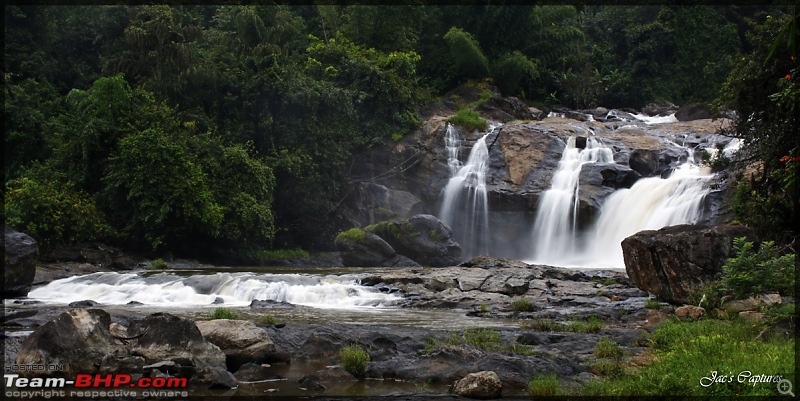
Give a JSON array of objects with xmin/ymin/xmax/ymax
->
[
  {"xmin": 583, "ymin": 156, "xmax": 713, "ymax": 267},
  {"xmin": 25, "ymin": 272, "xmax": 402, "ymax": 309},
  {"xmin": 444, "ymin": 123, "xmax": 463, "ymax": 176},
  {"xmin": 633, "ymin": 113, "xmax": 678, "ymax": 124},
  {"xmin": 529, "ymin": 137, "xmax": 614, "ymax": 265},
  {"xmin": 439, "ymin": 126, "xmax": 497, "ymax": 259}
]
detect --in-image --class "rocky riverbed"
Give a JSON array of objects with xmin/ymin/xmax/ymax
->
[{"xmin": 4, "ymin": 256, "xmax": 672, "ymax": 398}]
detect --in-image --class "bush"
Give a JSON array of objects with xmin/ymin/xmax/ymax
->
[
  {"xmin": 719, "ymin": 237, "xmax": 795, "ymax": 299},
  {"xmin": 207, "ymin": 307, "xmax": 238, "ymax": 320},
  {"xmin": 5, "ymin": 175, "xmax": 110, "ymax": 254},
  {"xmin": 644, "ymin": 299, "xmax": 663, "ymax": 309},
  {"xmin": 336, "ymin": 228, "xmax": 367, "ymax": 244},
  {"xmin": 149, "ymin": 258, "xmax": 168, "ymax": 270},
  {"xmin": 528, "ymin": 373, "xmax": 564, "ymax": 396},
  {"xmin": 257, "ymin": 315, "xmax": 279, "ymax": 326},
  {"xmin": 511, "ymin": 298, "xmax": 535, "ymax": 312},
  {"xmin": 595, "ymin": 336, "xmax": 624, "ymax": 359},
  {"xmin": 449, "ymin": 109, "xmax": 488, "ymax": 132},
  {"xmin": 339, "ymin": 345, "xmax": 370, "ymax": 378}
]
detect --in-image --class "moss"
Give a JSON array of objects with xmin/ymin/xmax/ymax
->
[{"xmin": 336, "ymin": 227, "xmax": 367, "ymax": 244}]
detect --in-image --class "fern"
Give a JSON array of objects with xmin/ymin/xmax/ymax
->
[{"xmin": 719, "ymin": 237, "xmax": 795, "ymax": 299}]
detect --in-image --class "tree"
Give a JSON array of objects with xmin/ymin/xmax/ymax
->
[{"xmin": 443, "ymin": 27, "xmax": 490, "ymax": 82}]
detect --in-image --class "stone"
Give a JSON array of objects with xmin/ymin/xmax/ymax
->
[
  {"xmin": 338, "ymin": 182, "xmax": 423, "ymax": 229},
  {"xmin": 233, "ymin": 363, "xmax": 283, "ymax": 382},
  {"xmin": 739, "ymin": 311, "xmax": 766, "ymax": 323},
  {"xmin": 645, "ymin": 309, "xmax": 671, "ymax": 326},
  {"xmin": 675, "ymin": 305, "xmax": 705, "ymax": 320},
  {"xmin": 335, "ymin": 229, "xmax": 396, "ymax": 267},
  {"xmin": 4, "ymin": 226, "xmax": 39, "ymax": 297},
  {"xmin": 368, "ymin": 214, "xmax": 462, "ymax": 267},
  {"xmin": 675, "ymin": 103, "xmax": 713, "ymax": 121},
  {"xmin": 622, "ymin": 224, "xmax": 757, "ymax": 304},
  {"xmin": 127, "ymin": 312, "xmax": 236, "ymax": 388},
  {"xmin": 476, "ymin": 96, "xmax": 534, "ymax": 122},
  {"xmin": 15, "ymin": 309, "xmax": 129, "ymax": 377},
  {"xmin": 68, "ymin": 300, "xmax": 101, "ymax": 307},
  {"xmin": 196, "ymin": 319, "xmax": 276, "ymax": 371},
  {"xmin": 721, "ymin": 293, "xmax": 782, "ymax": 313},
  {"xmin": 453, "ymin": 371, "xmax": 503, "ymax": 399}
]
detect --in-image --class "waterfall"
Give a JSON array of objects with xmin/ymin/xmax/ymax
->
[
  {"xmin": 444, "ymin": 123, "xmax": 463, "ymax": 176},
  {"xmin": 25, "ymin": 272, "xmax": 402, "ymax": 308},
  {"xmin": 529, "ymin": 137, "xmax": 614, "ymax": 265},
  {"xmin": 439, "ymin": 125, "xmax": 498, "ymax": 259},
  {"xmin": 584, "ymin": 150, "xmax": 713, "ymax": 267}
]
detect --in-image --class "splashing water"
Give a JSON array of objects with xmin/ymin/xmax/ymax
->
[{"xmin": 529, "ymin": 137, "xmax": 614, "ymax": 265}]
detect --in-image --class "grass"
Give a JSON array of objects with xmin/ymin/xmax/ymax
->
[
  {"xmin": 644, "ymin": 298, "xmax": 665, "ymax": 309},
  {"xmin": 449, "ymin": 109, "xmax": 488, "ymax": 132},
  {"xmin": 425, "ymin": 328, "xmax": 536, "ymax": 355},
  {"xmin": 595, "ymin": 336, "xmax": 624, "ymax": 358},
  {"xmin": 511, "ymin": 298, "xmax": 535, "ymax": 312},
  {"xmin": 250, "ymin": 248, "xmax": 310, "ymax": 261},
  {"xmin": 528, "ymin": 373, "xmax": 564, "ymax": 396},
  {"xmin": 526, "ymin": 319, "xmax": 563, "ymax": 332},
  {"xmin": 339, "ymin": 345, "xmax": 370, "ymax": 379},
  {"xmin": 257, "ymin": 315, "xmax": 279, "ymax": 326},
  {"xmin": 207, "ymin": 307, "xmax": 239, "ymax": 320},
  {"xmin": 582, "ymin": 319, "xmax": 795, "ymax": 396},
  {"xmin": 336, "ymin": 227, "xmax": 366, "ymax": 244},
  {"xmin": 565, "ymin": 315, "xmax": 604, "ymax": 333}
]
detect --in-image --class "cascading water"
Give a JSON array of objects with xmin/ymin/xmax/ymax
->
[
  {"xmin": 529, "ymin": 137, "xmax": 614, "ymax": 265},
  {"xmin": 444, "ymin": 123, "xmax": 463, "ymax": 176},
  {"xmin": 438, "ymin": 125, "xmax": 498, "ymax": 259},
  {"xmin": 25, "ymin": 272, "xmax": 402, "ymax": 308},
  {"xmin": 584, "ymin": 148, "xmax": 714, "ymax": 267}
]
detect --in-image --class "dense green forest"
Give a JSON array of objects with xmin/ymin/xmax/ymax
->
[{"xmin": 4, "ymin": 5, "xmax": 798, "ymax": 260}]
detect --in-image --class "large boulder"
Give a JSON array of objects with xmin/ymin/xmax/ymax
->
[
  {"xmin": 622, "ymin": 224, "xmax": 758, "ymax": 304},
  {"xmin": 338, "ymin": 182, "xmax": 423, "ymax": 229},
  {"xmin": 453, "ymin": 371, "xmax": 503, "ymax": 399},
  {"xmin": 368, "ymin": 214, "xmax": 462, "ymax": 267},
  {"xmin": 196, "ymin": 319, "xmax": 277, "ymax": 371},
  {"xmin": 127, "ymin": 313, "xmax": 236, "ymax": 388},
  {"xmin": 15, "ymin": 309, "xmax": 134, "ymax": 377},
  {"xmin": 335, "ymin": 229, "xmax": 397, "ymax": 267},
  {"xmin": 476, "ymin": 96, "xmax": 534, "ymax": 122},
  {"xmin": 4, "ymin": 226, "xmax": 39, "ymax": 297},
  {"xmin": 675, "ymin": 103, "xmax": 713, "ymax": 122}
]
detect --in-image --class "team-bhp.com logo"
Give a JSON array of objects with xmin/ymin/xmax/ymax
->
[{"xmin": 5, "ymin": 373, "xmax": 189, "ymax": 398}]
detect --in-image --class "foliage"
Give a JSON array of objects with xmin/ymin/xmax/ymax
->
[
  {"xmin": 5, "ymin": 174, "xmax": 110, "ymax": 255},
  {"xmin": 257, "ymin": 315, "xmax": 279, "ymax": 326},
  {"xmin": 443, "ymin": 27, "xmax": 490, "ymax": 81},
  {"xmin": 526, "ymin": 319, "xmax": 563, "ymax": 332},
  {"xmin": 644, "ymin": 298, "xmax": 664, "ymax": 309},
  {"xmin": 208, "ymin": 307, "xmax": 239, "ymax": 320},
  {"xmin": 583, "ymin": 319, "xmax": 794, "ymax": 396},
  {"xmin": 719, "ymin": 237, "xmax": 795, "ymax": 299},
  {"xmin": 565, "ymin": 315, "xmax": 604, "ymax": 333},
  {"xmin": 449, "ymin": 109, "xmax": 487, "ymax": 132},
  {"xmin": 595, "ymin": 336, "xmax": 624, "ymax": 359},
  {"xmin": 149, "ymin": 258, "xmax": 168, "ymax": 270},
  {"xmin": 528, "ymin": 374, "xmax": 564, "ymax": 396},
  {"xmin": 336, "ymin": 228, "xmax": 367, "ymax": 244},
  {"xmin": 339, "ymin": 344, "xmax": 370, "ymax": 379}
]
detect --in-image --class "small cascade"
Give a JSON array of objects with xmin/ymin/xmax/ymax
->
[
  {"xmin": 530, "ymin": 137, "xmax": 614, "ymax": 265},
  {"xmin": 25, "ymin": 272, "xmax": 402, "ymax": 308},
  {"xmin": 439, "ymin": 125, "xmax": 499, "ymax": 259},
  {"xmin": 584, "ymin": 149, "xmax": 714, "ymax": 267},
  {"xmin": 444, "ymin": 123, "xmax": 463, "ymax": 176}
]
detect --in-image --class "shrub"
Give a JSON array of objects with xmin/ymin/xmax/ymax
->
[
  {"xmin": 449, "ymin": 109, "xmax": 488, "ymax": 132},
  {"xmin": 719, "ymin": 237, "xmax": 795, "ymax": 298},
  {"xmin": 336, "ymin": 228, "xmax": 367, "ymax": 244},
  {"xmin": 339, "ymin": 345, "xmax": 370, "ymax": 378},
  {"xmin": 511, "ymin": 298, "xmax": 535, "ymax": 312},
  {"xmin": 149, "ymin": 258, "xmax": 168, "ymax": 270},
  {"xmin": 595, "ymin": 336, "xmax": 624, "ymax": 359},
  {"xmin": 5, "ymin": 176, "xmax": 110, "ymax": 254},
  {"xmin": 208, "ymin": 307, "xmax": 238, "ymax": 320},
  {"xmin": 644, "ymin": 299, "xmax": 663, "ymax": 309},
  {"xmin": 528, "ymin": 373, "xmax": 564, "ymax": 396}
]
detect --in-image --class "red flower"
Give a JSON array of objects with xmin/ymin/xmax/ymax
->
[
  {"xmin": 780, "ymin": 156, "xmax": 791, "ymax": 162},
  {"xmin": 787, "ymin": 74, "xmax": 792, "ymax": 79}
]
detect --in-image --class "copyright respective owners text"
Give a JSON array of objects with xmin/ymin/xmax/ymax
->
[
  {"xmin": 701, "ymin": 370, "xmax": 796, "ymax": 396},
  {"xmin": 4, "ymin": 364, "xmax": 189, "ymax": 399}
]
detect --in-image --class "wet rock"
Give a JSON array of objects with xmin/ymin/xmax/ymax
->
[
  {"xmin": 68, "ymin": 300, "xmax": 101, "ymax": 307},
  {"xmin": 250, "ymin": 299, "xmax": 295, "ymax": 309},
  {"xmin": 453, "ymin": 371, "xmax": 502, "ymax": 399},
  {"xmin": 234, "ymin": 363, "xmax": 283, "ymax": 382},
  {"xmin": 675, "ymin": 103, "xmax": 712, "ymax": 121},
  {"xmin": 127, "ymin": 312, "xmax": 236, "ymax": 388},
  {"xmin": 476, "ymin": 96, "xmax": 534, "ymax": 122},
  {"xmin": 335, "ymin": 229, "xmax": 396, "ymax": 267},
  {"xmin": 622, "ymin": 224, "xmax": 757, "ymax": 304},
  {"xmin": 196, "ymin": 319, "xmax": 276, "ymax": 371},
  {"xmin": 4, "ymin": 226, "xmax": 39, "ymax": 298},
  {"xmin": 642, "ymin": 101, "xmax": 678, "ymax": 116},
  {"xmin": 15, "ymin": 309, "xmax": 129, "ymax": 377},
  {"xmin": 368, "ymin": 214, "xmax": 462, "ymax": 267}
]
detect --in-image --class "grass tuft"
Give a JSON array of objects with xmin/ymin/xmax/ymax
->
[
  {"xmin": 528, "ymin": 373, "xmax": 564, "ymax": 396},
  {"xmin": 511, "ymin": 298, "xmax": 535, "ymax": 312},
  {"xmin": 339, "ymin": 344, "xmax": 370, "ymax": 378},
  {"xmin": 208, "ymin": 307, "xmax": 238, "ymax": 320},
  {"xmin": 595, "ymin": 336, "xmax": 624, "ymax": 358}
]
